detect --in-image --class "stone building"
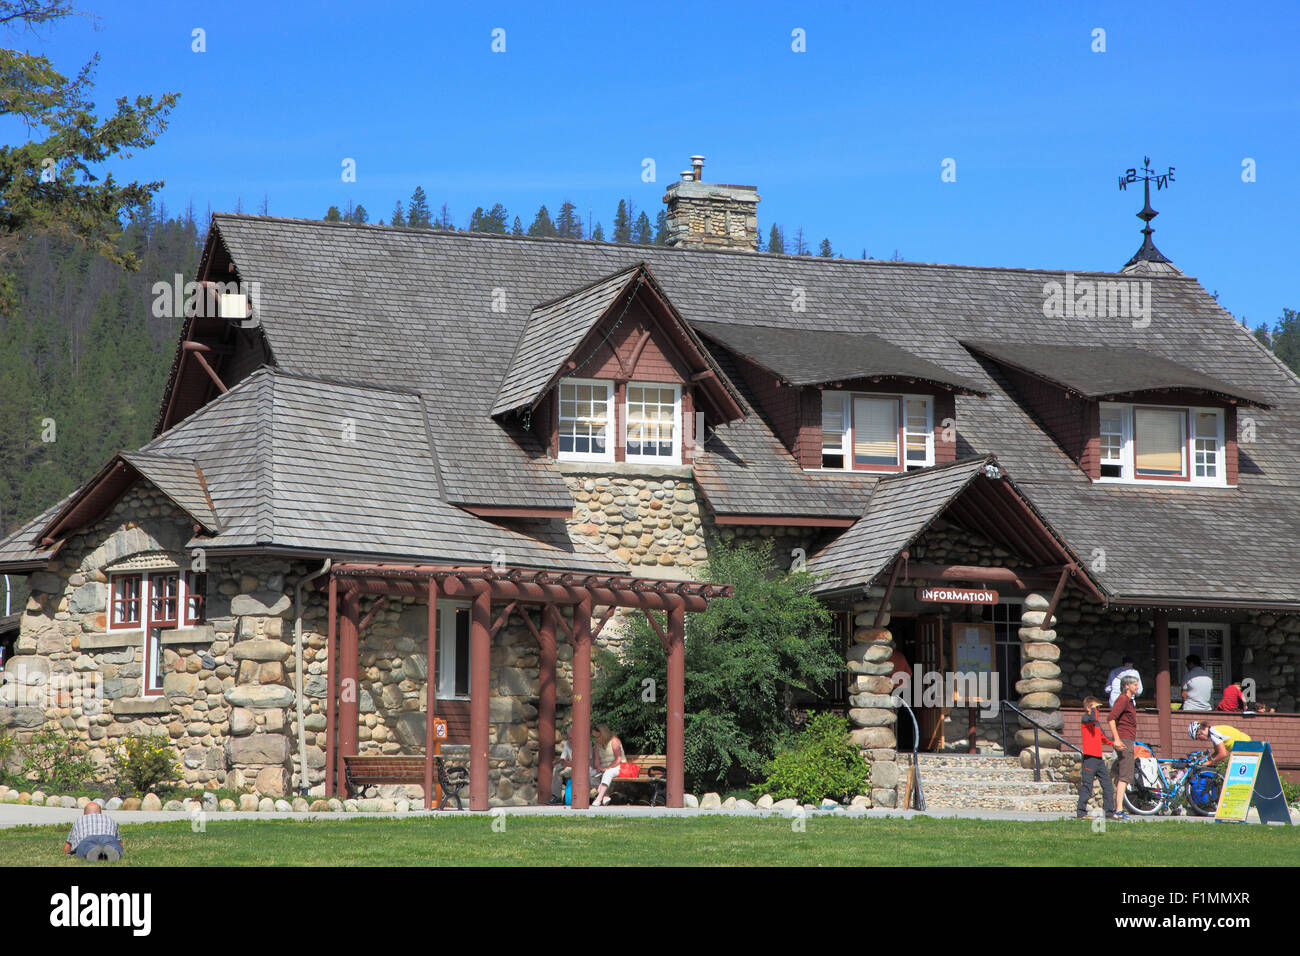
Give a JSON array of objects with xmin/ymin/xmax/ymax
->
[{"xmin": 3, "ymin": 155, "xmax": 1300, "ymax": 808}]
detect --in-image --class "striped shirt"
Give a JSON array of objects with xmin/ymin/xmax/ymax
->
[{"xmin": 66, "ymin": 813, "xmax": 121, "ymax": 849}]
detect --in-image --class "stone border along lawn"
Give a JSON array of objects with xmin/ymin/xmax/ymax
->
[{"xmin": 2, "ymin": 816, "xmax": 1298, "ymax": 867}]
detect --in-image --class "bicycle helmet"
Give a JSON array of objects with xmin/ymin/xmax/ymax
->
[{"xmin": 1187, "ymin": 720, "xmax": 1203, "ymax": 739}]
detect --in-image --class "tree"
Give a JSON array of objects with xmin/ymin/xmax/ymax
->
[
  {"xmin": 389, "ymin": 200, "xmax": 404, "ymax": 228},
  {"xmin": 407, "ymin": 186, "xmax": 431, "ymax": 228},
  {"xmin": 0, "ymin": 1, "xmax": 179, "ymax": 268},
  {"xmin": 633, "ymin": 210, "xmax": 652, "ymax": 245},
  {"xmin": 1270, "ymin": 308, "xmax": 1300, "ymax": 374},
  {"xmin": 767, "ymin": 224, "xmax": 785, "ymax": 254},
  {"xmin": 818, "ymin": 238, "xmax": 833, "ymax": 257},
  {"xmin": 436, "ymin": 203, "xmax": 453, "ymax": 230},
  {"xmin": 484, "ymin": 203, "xmax": 508, "ymax": 233},
  {"xmin": 592, "ymin": 539, "xmax": 840, "ymax": 790},
  {"xmin": 1254, "ymin": 323, "xmax": 1271, "ymax": 350},
  {"xmin": 612, "ymin": 200, "xmax": 632, "ymax": 243},
  {"xmin": 653, "ymin": 209, "xmax": 669, "ymax": 245},
  {"xmin": 793, "ymin": 226, "xmax": 808, "ymax": 255},
  {"xmin": 527, "ymin": 204, "xmax": 557, "ymax": 237},
  {"xmin": 323, "ymin": 206, "xmax": 341, "ymax": 222},
  {"xmin": 350, "ymin": 204, "xmax": 369, "ymax": 224},
  {"xmin": 591, "ymin": 222, "xmax": 605, "ymax": 242},
  {"xmin": 556, "ymin": 200, "xmax": 582, "ymax": 239},
  {"xmin": 511, "ymin": 216, "xmax": 523, "ymax": 236}
]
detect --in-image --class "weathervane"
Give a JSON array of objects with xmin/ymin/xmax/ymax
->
[{"xmin": 1118, "ymin": 156, "xmax": 1175, "ymax": 266}]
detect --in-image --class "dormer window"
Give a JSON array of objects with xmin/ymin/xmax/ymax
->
[
  {"xmin": 557, "ymin": 379, "xmax": 614, "ymax": 462},
  {"xmin": 625, "ymin": 383, "xmax": 680, "ymax": 463},
  {"xmin": 1097, "ymin": 402, "xmax": 1226, "ymax": 485},
  {"xmin": 820, "ymin": 391, "xmax": 934, "ymax": 472}
]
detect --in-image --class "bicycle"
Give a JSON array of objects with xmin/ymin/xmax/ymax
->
[{"xmin": 1117, "ymin": 741, "xmax": 1223, "ymax": 816}]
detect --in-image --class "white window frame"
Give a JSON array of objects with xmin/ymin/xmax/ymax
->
[
  {"xmin": 556, "ymin": 378, "xmax": 614, "ymax": 463},
  {"xmin": 624, "ymin": 381, "xmax": 682, "ymax": 464},
  {"xmin": 821, "ymin": 392, "xmax": 850, "ymax": 469},
  {"xmin": 107, "ymin": 569, "xmax": 198, "ymax": 697},
  {"xmin": 435, "ymin": 601, "xmax": 472, "ymax": 701},
  {"xmin": 816, "ymin": 391, "xmax": 934, "ymax": 472},
  {"xmin": 1096, "ymin": 402, "xmax": 1227, "ymax": 486}
]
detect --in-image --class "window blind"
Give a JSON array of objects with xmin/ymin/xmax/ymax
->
[
  {"xmin": 853, "ymin": 396, "xmax": 899, "ymax": 465},
  {"xmin": 1135, "ymin": 408, "xmax": 1185, "ymax": 475}
]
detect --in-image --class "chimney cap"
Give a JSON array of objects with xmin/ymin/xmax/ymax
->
[
  {"xmin": 690, "ymin": 155, "xmax": 705, "ymax": 181},
  {"xmin": 680, "ymin": 170, "xmax": 695, "ymax": 182}
]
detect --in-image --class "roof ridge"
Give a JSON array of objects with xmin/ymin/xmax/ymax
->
[
  {"xmin": 256, "ymin": 373, "xmax": 275, "ymax": 544},
  {"xmin": 209, "ymin": 213, "xmax": 1204, "ymax": 280}
]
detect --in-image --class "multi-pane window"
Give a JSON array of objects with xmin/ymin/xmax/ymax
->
[
  {"xmin": 1098, "ymin": 403, "xmax": 1224, "ymax": 484},
  {"xmin": 149, "ymin": 574, "xmax": 180, "ymax": 626},
  {"xmin": 625, "ymin": 383, "xmax": 679, "ymax": 462},
  {"xmin": 185, "ymin": 572, "xmax": 207, "ymax": 625},
  {"xmin": 110, "ymin": 574, "xmax": 142, "ymax": 629},
  {"xmin": 557, "ymin": 379, "xmax": 613, "ymax": 461},
  {"xmin": 1169, "ymin": 623, "xmax": 1229, "ymax": 693},
  {"xmin": 821, "ymin": 392, "xmax": 849, "ymax": 469},
  {"xmin": 820, "ymin": 392, "xmax": 933, "ymax": 472}
]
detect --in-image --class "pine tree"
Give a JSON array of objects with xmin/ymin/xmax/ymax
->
[
  {"xmin": 437, "ymin": 203, "xmax": 453, "ymax": 230},
  {"xmin": 591, "ymin": 222, "xmax": 605, "ymax": 242},
  {"xmin": 793, "ymin": 226, "xmax": 808, "ymax": 255},
  {"xmin": 351, "ymin": 204, "xmax": 369, "ymax": 224},
  {"xmin": 556, "ymin": 201, "xmax": 582, "ymax": 239},
  {"xmin": 612, "ymin": 200, "xmax": 632, "ymax": 243},
  {"xmin": 653, "ymin": 210, "xmax": 669, "ymax": 245},
  {"xmin": 528, "ymin": 205, "xmax": 558, "ymax": 237},
  {"xmin": 1271, "ymin": 308, "xmax": 1300, "ymax": 373},
  {"xmin": 407, "ymin": 187, "xmax": 432, "ymax": 228},
  {"xmin": 633, "ymin": 211, "xmax": 653, "ymax": 245},
  {"xmin": 485, "ymin": 204, "xmax": 509, "ymax": 233},
  {"xmin": 390, "ymin": 201, "xmax": 405, "ymax": 228},
  {"xmin": 324, "ymin": 206, "xmax": 342, "ymax": 222},
  {"xmin": 818, "ymin": 238, "xmax": 833, "ymax": 257},
  {"xmin": 767, "ymin": 225, "xmax": 785, "ymax": 254},
  {"xmin": 512, "ymin": 216, "xmax": 524, "ymax": 236}
]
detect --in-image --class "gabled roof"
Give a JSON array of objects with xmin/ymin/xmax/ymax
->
[
  {"xmin": 491, "ymin": 262, "xmax": 745, "ymax": 422},
  {"xmin": 121, "ymin": 452, "xmax": 219, "ymax": 532},
  {"xmin": 808, "ymin": 456, "xmax": 1103, "ymax": 598},
  {"xmin": 963, "ymin": 340, "xmax": 1272, "ymax": 407},
  {"xmin": 693, "ymin": 320, "xmax": 984, "ymax": 393},
  {"xmin": 0, "ymin": 369, "xmax": 624, "ymax": 575}
]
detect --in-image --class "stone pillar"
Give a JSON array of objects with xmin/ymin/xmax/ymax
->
[
  {"xmin": 1016, "ymin": 592, "xmax": 1063, "ymax": 768},
  {"xmin": 847, "ymin": 589, "xmax": 900, "ymax": 808}
]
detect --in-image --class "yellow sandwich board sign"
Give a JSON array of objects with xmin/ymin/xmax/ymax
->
[{"xmin": 1214, "ymin": 741, "xmax": 1291, "ymax": 824}]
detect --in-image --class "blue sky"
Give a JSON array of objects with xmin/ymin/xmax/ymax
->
[{"xmin": 11, "ymin": 0, "xmax": 1299, "ymax": 328}]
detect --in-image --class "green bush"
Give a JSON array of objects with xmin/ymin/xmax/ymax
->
[
  {"xmin": 0, "ymin": 727, "xmax": 17, "ymax": 787},
  {"xmin": 111, "ymin": 734, "xmax": 180, "ymax": 796},
  {"xmin": 18, "ymin": 726, "xmax": 96, "ymax": 792},
  {"xmin": 760, "ymin": 712, "xmax": 870, "ymax": 804},
  {"xmin": 592, "ymin": 539, "xmax": 841, "ymax": 791}
]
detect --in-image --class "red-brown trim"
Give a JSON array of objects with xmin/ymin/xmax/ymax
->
[
  {"xmin": 109, "ymin": 573, "xmax": 142, "ymax": 630},
  {"xmin": 712, "ymin": 515, "xmax": 856, "ymax": 527}
]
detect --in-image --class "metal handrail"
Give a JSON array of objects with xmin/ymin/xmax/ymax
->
[
  {"xmin": 1001, "ymin": 700, "xmax": 1082, "ymax": 782},
  {"xmin": 894, "ymin": 695, "xmax": 924, "ymax": 811}
]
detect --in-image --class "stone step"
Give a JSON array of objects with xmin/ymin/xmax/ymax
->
[
  {"xmin": 921, "ymin": 779, "xmax": 1075, "ymax": 797},
  {"xmin": 920, "ymin": 767, "xmax": 1055, "ymax": 782}
]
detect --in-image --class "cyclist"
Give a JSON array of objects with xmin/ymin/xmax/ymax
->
[{"xmin": 1189, "ymin": 721, "xmax": 1250, "ymax": 763}]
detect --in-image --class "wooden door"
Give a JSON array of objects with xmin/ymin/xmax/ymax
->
[{"xmin": 917, "ymin": 614, "xmax": 944, "ymax": 750}]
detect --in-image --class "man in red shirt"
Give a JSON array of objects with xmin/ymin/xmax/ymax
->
[
  {"xmin": 1077, "ymin": 696, "xmax": 1118, "ymax": 819},
  {"xmin": 1107, "ymin": 675, "xmax": 1139, "ymax": 818},
  {"xmin": 1218, "ymin": 680, "xmax": 1246, "ymax": 711}
]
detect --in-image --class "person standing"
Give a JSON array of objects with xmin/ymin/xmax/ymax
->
[
  {"xmin": 1107, "ymin": 675, "xmax": 1139, "ymax": 819},
  {"xmin": 1076, "ymin": 696, "xmax": 1117, "ymax": 820},
  {"xmin": 1105, "ymin": 656, "xmax": 1142, "ymax": 707},
  {"xmin": 1181, "ymin": 655, "xmax": 1213, "ymax": 712}
]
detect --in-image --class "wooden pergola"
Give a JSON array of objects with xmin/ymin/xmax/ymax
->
[{"xmin": 321, "ymin": 564, "xmax": 730, "ymax": 810}]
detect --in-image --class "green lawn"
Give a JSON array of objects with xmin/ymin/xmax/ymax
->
[{"xmin": 3, "ymin": 815, "xmax": 1298, "ymax": 866}]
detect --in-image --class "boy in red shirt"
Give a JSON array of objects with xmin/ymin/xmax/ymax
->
[{"xmin": 1077, "ymin": 696, "xmax": 1119, "ymax": 819}]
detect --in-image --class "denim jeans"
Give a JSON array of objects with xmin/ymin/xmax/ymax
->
[
  {"xmin": 74, "ymin": 835, "xmax": 124, "ymax": 859},
  {"xmin": 1077, "ymin": 755, "xmax": 1115, "ymax": 815}
]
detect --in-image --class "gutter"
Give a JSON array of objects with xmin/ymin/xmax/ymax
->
[{"xmin": 294, "ymin": 558, "xmax": 332, "ymax": 795}]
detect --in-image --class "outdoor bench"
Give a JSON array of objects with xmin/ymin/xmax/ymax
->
[
  {"xmin": 606, "ymin": 754, "xmax": 668, "ymax": 806},
  {"xmin": 342, "ymin": 754, "xmax": 468, "ymax": 809}
]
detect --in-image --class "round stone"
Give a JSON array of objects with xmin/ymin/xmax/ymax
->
[{"xmin": 1019, "ymin": 692, "xmax": 1061, "ymax": 710}]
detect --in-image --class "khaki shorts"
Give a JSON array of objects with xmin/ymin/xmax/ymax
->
[{"xmin": 1115, "ymin": 741, "xmax": 1135, "ymax": 783}]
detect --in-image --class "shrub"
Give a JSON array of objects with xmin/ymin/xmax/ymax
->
[
  {"xmin": 111, "ymin": 734, "xmax": 180, "ymax": 796},
  {"xmin": 0, "ymin": 727, "xmax": 17, "ymax": 787},
  {"xmin": 18, "ymin": 726, "xmax": 96, "ymax": 792},
  {"xmin": 760, "ymin": 712, "xmax": 870, "ymax": 804},
  {"xmin": 593, "ymin": 539, "xmax": 841, "ymax": 791}
]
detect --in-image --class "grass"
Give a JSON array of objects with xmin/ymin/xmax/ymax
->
[{"xmin": 3, "ymin": 815, "xmax": 1299, "ymax": 866}]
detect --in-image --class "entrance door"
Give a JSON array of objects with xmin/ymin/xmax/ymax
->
[{"xmin": 916, "ymin": 615, "xmax": 944, "ymax": 750}]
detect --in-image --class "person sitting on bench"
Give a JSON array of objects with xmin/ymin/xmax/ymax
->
[
  {"xmin": 591, "ymin": 724, "xmax": 627, "ymax": 807},
  {"xmin": 63, "ymin": 802, "xmax": 124, "ymax": 861}
]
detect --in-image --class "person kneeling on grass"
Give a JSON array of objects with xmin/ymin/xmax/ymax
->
[
  {"xmin": 63, "ymin": 803, "xmax": 123, "ymax": 861},
  {"xmin": 1077, "ymin": 696, "xmax": 1119, "ymax": 820}
]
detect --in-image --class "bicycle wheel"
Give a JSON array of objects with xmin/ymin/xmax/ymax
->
[
  {"xmin": 1123, "ymin": 781, "xmax": 1163, "ymax": 815},
  {"xmin": 1186, "ymin": 771, "xmax": 1223, "ymax": 816}
]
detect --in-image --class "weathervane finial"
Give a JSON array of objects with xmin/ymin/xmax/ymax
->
[{"xmin": 1118, "ymin": 157, "xmax": 1175, "ymax": 266}]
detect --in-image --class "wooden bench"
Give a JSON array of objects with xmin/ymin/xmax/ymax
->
[
  {"xmin": 342, "ymin": 755, "xmax": 468, "ymax": 810},
  {"xmin": 605, "ymin": 755, "xmax": 668, "ymax": 807}
]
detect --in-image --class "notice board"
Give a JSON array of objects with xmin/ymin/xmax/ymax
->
[{"xmin": 949, "ymin": 622, "xmax": 995, "ymax": 706}]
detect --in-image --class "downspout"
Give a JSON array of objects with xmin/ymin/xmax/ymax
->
[{"xmin": 294, "ymin": 558, "xmax": 332, "ymax": 795}]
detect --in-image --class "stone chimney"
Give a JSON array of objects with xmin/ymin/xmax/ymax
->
[{"xmin": 661, "ymin": 155, "xmax": 760, "ymax": 251}]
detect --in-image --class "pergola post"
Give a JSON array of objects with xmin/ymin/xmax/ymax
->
[
  {"xmin": 537, "ymin": 605, "xmax": 557, "ymax": 805},
  {"xmin": 470, "ymin": 586, "xmax": 492, "ymax": 810},
  {"xmin": 1154, "ymin": 609, "xmax": 1172, "ymax": 755},
  {"xmin": 667, "ymin": 602, "xmax": 686, "ymax": 808},
  {"xmin": 571, "ymin": 596, "xmax": 593, "ymax": 810},
  {"xmin": 424, "ymin": 578, "xmax": 438, "ymax": 810},
  {"xmin": 337, "ymin": 588, "xmax": 360, "ymax": 793},
  {"xmin": 325, "ymin": 575, "xmax": 338, "ymax": 798}
]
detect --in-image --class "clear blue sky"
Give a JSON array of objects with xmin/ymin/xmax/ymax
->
[{"xmin": 11, "ymin": 0, "xmax": 1299, "ymax": 328}]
